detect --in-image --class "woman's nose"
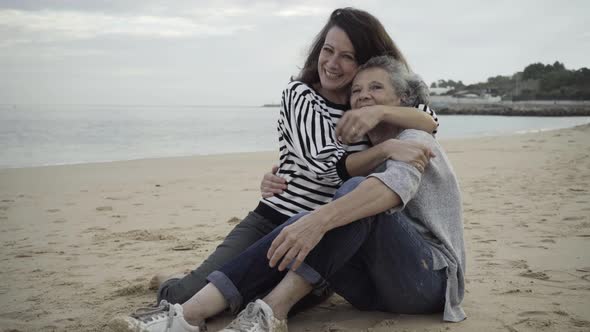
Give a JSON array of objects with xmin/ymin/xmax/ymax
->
[
  {"xmin": 326, "ymin": 55, "xmax": 338, "ymax": 68},
  {"xmin": 358, "ymin": 88, "xmax": 370, "ymax": 100}
]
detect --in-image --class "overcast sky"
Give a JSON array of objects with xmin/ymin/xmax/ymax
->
[{"xmin": 1, "ymin": 0, "xmax": 588, "ymax": 106}]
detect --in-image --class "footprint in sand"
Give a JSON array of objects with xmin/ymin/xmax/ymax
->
[
  {"xmin": 112, "ymin": 282, "xmax": 150, "ymax": 297},
  {"xmin": 84, "ymin": 226, "xmax": 107, "ymax": 233},
  {"xmin": 571, "ymin": 318, "xmax": 590, "ymax": 328},
  {"xmin": 227, "ymin": 217, "xmax": 241, "ymax": 224},
  {"xmin": 105, "ymin": 196, "xmax": 130, "ymax": 201},
  {"xmin": 94, "ymin": 229, "xmax": 178, "ymax": 242},
  {"xmin": 478, "ymin": 239, "xmax": 497, "ymax": 243},
  {"xmin": 500, "ymin": 289, "xmax": 533, "ymax": 295},
  {"xmin": 519, "ymin": 270, "xmax": 550, "ymax": 280},
  {"xmin": 563, "ymin": 216, "xmax": 585, "ymax": 221},
  {"xmin": 171, "ymin": 242, "xmax": 201, "ymax": 251},
  {"xmin": 509, "ymin": 260, "xmax": 529, "ymax": 269},
  {"xmin": 518, "ymin": 311, "xmax": 549, "ymax": 317}
]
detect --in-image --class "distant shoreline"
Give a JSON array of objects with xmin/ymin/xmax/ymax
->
[
  {"xmin": 263, "ymin": 101, "xmax": 590, "ymax": 116},
  {"xmin": 431, "ymin": 102, "xmax": 590, "ymax": 116}
]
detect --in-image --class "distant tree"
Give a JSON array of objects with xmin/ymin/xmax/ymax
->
[
  {"xmin": 551, "ymin": 61, "xmax": 565, "ymax": 71},
  {"xmin": 523, "ymin": 63, "xmax": 549, "ymax": 80},
  {"xmin": 434, "ymin": 61, "xmax": 590, "ymax": 100}
]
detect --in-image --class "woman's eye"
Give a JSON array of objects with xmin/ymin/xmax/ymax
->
[
  {"xmin": 322, "ymin": 47, "xmax": 333, "ymax": 53},
  {"xmin": 351, "ymin": 89, "xmax": 360, "ymax": 94}
]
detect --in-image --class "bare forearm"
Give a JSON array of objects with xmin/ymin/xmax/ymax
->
[
  {"xmin": 380, "ymin": 105, "xmax": 437, "ymax": 133},
  {"xmin": 315, "ymin": 177, "xmax": 401, "ymax": 233},
  {"xmin": 345, "ymin": 144, "xmax": 388, "ymax": 177}
]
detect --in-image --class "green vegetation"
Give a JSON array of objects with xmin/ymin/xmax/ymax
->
[{"xmin": 432, "ymin": 62, "xmax": 590, "ymax": 100}]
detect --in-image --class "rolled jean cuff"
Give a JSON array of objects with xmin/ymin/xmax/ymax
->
[
  {"xmin": 207, "ymin": 271, "xmax": 243, "ymax": 314},
  {"xmin": 290, "ymin": 261, "xmax": 330, "ymax": 297},
  {"xmin": 157, "ymin": 278, "xmax": 181, "ymax": 304}
]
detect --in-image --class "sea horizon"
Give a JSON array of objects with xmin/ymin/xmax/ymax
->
[{"xmin": 1, "ymin": 104, "xmax": 589, "ymax": 169}]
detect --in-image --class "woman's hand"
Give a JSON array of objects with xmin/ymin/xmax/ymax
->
[
  {"xmin": 335, "ymin": 105, "xmax": 384, "ymax": 144},
  {"xmin": 380, "ymin": 139, "xmax": 435, "ymax": 173},
  {"xmin": 260, "ymin": 165, "xmax": 287, "ymax": 198},
  {"xmin": 267, "ymin": 213, "xmax": 325, "ymax": 271}
]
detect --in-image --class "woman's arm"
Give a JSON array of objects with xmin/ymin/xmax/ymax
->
[
  {"xmin": 268, "ymin": 130, "xmax": 436, "ymax": 271},
  {"xmin": 267, "ymin": 177, "xmax": 401, "ymax": 271},
  {"xmin": 336, "ymin": 104, "xmax": 438, "ymax": 144},
  {"xmin": 279, "ymin": 82, "xmax": 348, "ymax": 184},
  {"xmin": 344, "ymin": 138, "xmax": 433, "ymax": 177},
  {"xmin": 259, "ymin": 139, "xmax": 433, "ymax": 197}
]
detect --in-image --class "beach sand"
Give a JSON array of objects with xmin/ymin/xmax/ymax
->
[{"xmin": 1, "ymin": 125, "xmax": 589, "ymax": 331}]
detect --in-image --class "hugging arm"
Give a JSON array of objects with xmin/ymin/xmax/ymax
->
[
  {"xmin": 262, "ymin": 138, "xmax": 432, "ymax": 195},
  {"xmin": 268, "ymin": 131, "xmax": 431, "ymax": 270},
  {"xmin": 263, "ymin": 82, "xmax": 437, "ymax": 196},
  {"xmin": 279, "ymin": 82, "xmax": 349, "ymax": 184},
  {"xmin": 336, "ymin": 104, "xmax": 438, "ymax": 144}
]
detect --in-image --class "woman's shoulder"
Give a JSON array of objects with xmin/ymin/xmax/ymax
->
[
  {"xmin": 285, "ymin": 81, "xmax": 348, "ymax": 111},
  {"xmin": 284, "ymin": 80, "xmax": 316, "ymax": 96}
]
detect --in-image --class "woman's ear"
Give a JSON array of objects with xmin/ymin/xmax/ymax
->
[{"xmin": 399, "ymin": 93, "xmax": 409, "ymax": 105}]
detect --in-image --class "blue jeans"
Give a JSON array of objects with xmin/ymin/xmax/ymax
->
[{"xmin": 208, "ymin": 177, "xmax": 446, "ymax": 314}]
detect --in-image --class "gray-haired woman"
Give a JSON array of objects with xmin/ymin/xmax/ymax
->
[{"xmin": 248, "ymin": 56, "xmax": 467, "ymax": 328}]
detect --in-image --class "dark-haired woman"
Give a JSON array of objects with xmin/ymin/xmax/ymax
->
[{"xmin": 110, "ymin": 8, "xmax": 439, "ymax": 332}]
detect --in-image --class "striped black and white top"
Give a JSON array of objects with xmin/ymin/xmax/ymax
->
[{"xmin": 254, "ymin": 81, "xmax": 438, "ymax": 224}]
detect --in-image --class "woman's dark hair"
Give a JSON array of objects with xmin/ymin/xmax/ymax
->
[{"xmin": 298, "ymin": 7, "xmax": 409, "ymax": 86}]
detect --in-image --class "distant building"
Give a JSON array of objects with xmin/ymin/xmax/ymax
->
[
  {"xmin": 430, "ymin": 87, "xmax": 452, "ymax": 95},
  {"xmin": 513, "ymin": 79, "xmax": 540, "ymax": 96}
]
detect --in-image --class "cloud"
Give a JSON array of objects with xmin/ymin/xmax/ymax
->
[
  {"xmin": 0, "ymin": 9, "xmax": 254, "ymax": 45},
  {"xmin": 274, "ymin": 5, "xmax": 330, "ymax": 17}
]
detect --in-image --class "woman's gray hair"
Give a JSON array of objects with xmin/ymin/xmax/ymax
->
[{"xmin": 357, "ymin": 55, "xmax": 430, "ymax": 106}]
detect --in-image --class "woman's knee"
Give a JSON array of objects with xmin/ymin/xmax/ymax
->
[{"xmin": 333, "ymin": 176, "xmax": 365, "ymax": 200}]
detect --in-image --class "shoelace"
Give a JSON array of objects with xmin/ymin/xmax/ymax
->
[
  {"xmin": 131, "ymin": 300, "xmax": 176, "ymax": 329},
  {"xmin": 225, "ymin": 302, "xmax": 269, "ymax": 331}
]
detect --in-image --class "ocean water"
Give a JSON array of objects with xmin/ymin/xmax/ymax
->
[{"xmin": 1, "ymin": 104, "xmax": 589, "ymax": 169}]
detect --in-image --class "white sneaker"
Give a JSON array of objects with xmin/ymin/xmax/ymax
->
[
  {"xmin": 221, "ymin": 299, "xmax": 287, "ymax": 332},
  {"xmin": 108, "ymin": 300, "xmax": 205, "ymax": 332}
]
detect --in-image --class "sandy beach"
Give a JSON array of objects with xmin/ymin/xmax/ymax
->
[{"xmin": 1, "ymin": 125, "xmax": 589, "ymax": 332}]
